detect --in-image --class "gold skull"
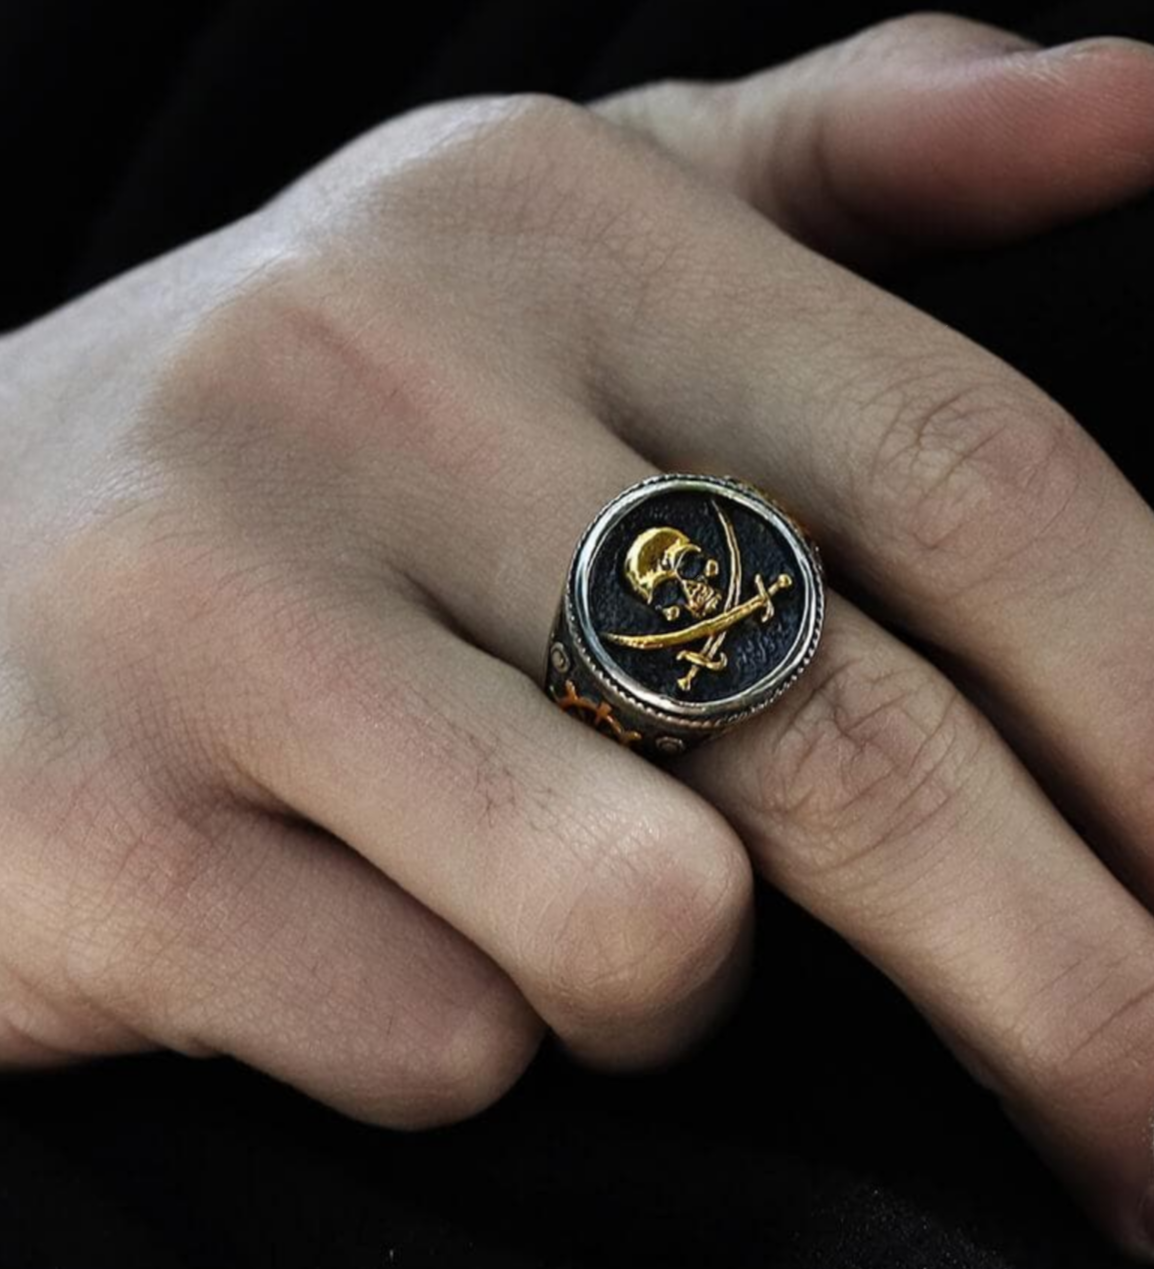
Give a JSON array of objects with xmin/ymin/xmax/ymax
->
[{"xmin": 623, "ymin": 526, "xmax": 721, "ymax": 622}]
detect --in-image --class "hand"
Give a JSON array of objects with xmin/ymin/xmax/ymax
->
[{"xmin": 3, "ymin": 12, "xmax": 1154, "ymax": 1256}]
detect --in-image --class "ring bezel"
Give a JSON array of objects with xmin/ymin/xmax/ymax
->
[{"xmin": 563, "ymin": 473, "xmax": 824, "ymax": 736}]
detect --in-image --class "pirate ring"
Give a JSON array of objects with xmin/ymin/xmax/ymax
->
[{"xmin": 545, "ymin": 474, "xmax": 825, "ymax": 756}]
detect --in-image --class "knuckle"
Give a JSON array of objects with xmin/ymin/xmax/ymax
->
[
  {"xmin": 749, "ymin": 648, "xmax": 982, "ymax": 888},
  {"xmin": 0, "ymin": 1005, "xmax": 67, "ymax": 1066},
  {"xmin": 431, "ymin": 92, "xmax": 609, "ymax": 214},
  {"xmin": 392, "ymin": 91, "xmax": 693, "ymax": 320},
  {"xmin": 0, "ymin": 671, "xmax": 231, "ymax": 1045},
  {"xmin": 53, "ymin": 780, "xmax": 240, "ymax": 1031},
  {"xmin": 848, "ymin": 12, "xmax": 1003, "ymax": 57},
  {"xmin": 147, "ymin": 259, "xmax": 440, "ymax": 471},
  {"xmin": 537, "ymin": 818, "xmax": 751, "ymax": 1030},
  {"xmin": 147, "ymin": 266, "xmax": 302, "ymax": 436},
  {"xmin": 9, "ymin": 496, "xmax": 253, "ymax": 792},
  {"xmin": 475, "ymin": 91, "xmax": 605, "ymax": 156},
  {"xmin": 386, "ymin": 990, "xmax": 543, "ymax": 1130},
  {"xmin": 0, "ymin": 958, "xmax": 95, "ymax": 1066},
  {"xmin": 16, "ymin": 507, "xmax": 188, "ymax": 694},
  {"xmin": 146, "ymin": 251, "xmax": 503, "ymax": 529},
  {"xmin": 372, "ymin": 92, "xmax": 606, "ymax": 249},
  {"xmin": 594, "ymin": 76, "xmax": 712, "ymax": 135},
  {"xmin": 305, "ymin": 90, "xmax": 632, "ymax": 252},
  {"xmin": 854, "ymin": 365, "xmax": 1090, "ymax": 596}
]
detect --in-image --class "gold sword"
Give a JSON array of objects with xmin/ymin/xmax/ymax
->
[
  {"xmin": 604, "ymin": 572, "xmax": 793, "ymax": 653},
  {"xmin": 675, "ymin": 503, "xmax": 743, "ymax": 693}
]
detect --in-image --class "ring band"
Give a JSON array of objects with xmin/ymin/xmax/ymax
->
[{"xmin": 545, "ymin": 473, "xmax": 825, "ymax": 756}]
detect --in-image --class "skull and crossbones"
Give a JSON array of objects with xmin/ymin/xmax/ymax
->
[
  {"xmin": 605, "ymin": 510, "xmax": 794, "ymax": 694},
  {"xmin": 623, "ymin": 526, "xmax": 723, "ymax": 622}
]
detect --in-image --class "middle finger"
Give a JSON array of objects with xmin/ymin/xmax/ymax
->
[
  {"xmin": 561, "ymin": 165, "xmax": 1154, "ymax": 891},
  {"xmin": 367, "ymin": 105, "xmax": 1154, "ymax": 1244},
  {"xmin": 404, "ymin": 335, "xmax": 1154, "ymax": 1252}
]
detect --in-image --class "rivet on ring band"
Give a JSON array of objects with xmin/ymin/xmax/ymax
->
[{"xmin": 544, "ymin": 473, "xmax": 825, "ymax": 755}]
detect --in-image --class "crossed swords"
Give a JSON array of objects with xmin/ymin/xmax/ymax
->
[{"xmin": 604, "ymin": 502, "xmax": 793, "ymax": 694}]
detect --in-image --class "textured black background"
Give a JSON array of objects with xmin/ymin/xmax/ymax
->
[
  {"xmin": 587, "ymin": 490, "xmax": 808, "ymax": 706},
  {"xmin": 2, "ymin": 2, "xmax": 1153, "ymax": 1268}
]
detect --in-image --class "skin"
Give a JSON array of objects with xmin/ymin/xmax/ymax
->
[{"xmin": 3, "ymin": 9, "xmax": 1154, "ymax": 1257}]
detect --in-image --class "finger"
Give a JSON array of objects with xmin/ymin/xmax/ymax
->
[
  {"xmin": 361, "ymin": 104, "xmax": 1154, "ymax": 1252},
  {"xmin": 681, "ymin": 598, "xmax": 1154, "ymax": 1260},
  {"xmin": 532, "ymin": 118, "xmax": 1154, "ymax": 909},
  {"xmin": 372, "ymin": 353, "xmax": 1154, "ymax": 1253},
  {"xmin": 595, "ymin": 14, "xmax": 1154, "ymax": 263},
  {"xmin": 3, "ymin": 798, "xmax": 542, "ymax": 1128},
  {"xmin": 220, "ymin": 595, "xmax": 754, "ymax": 1073}
]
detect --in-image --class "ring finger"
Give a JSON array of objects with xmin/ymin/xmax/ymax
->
[
  {"xmin": 426, "ymin": 382, "xmax": 1154, "ymax": 1255},
  {"xmin": 381, "ymin": 290, "xmax": 1154, "ymax": 1257}
]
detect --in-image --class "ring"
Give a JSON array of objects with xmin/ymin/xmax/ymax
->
[{"xmin": 545, "ymin": 473, "xmax": 825, "ymax": 756}]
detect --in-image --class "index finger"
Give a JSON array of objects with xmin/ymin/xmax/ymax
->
[{"xmin": 596, "ymin": 16, "xmax": 1154, "ymax": 263}]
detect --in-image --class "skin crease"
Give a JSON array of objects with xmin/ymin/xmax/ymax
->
[{"xmin": 6, "ymin": 8, "xmax": 1154, "ymax": 1258}]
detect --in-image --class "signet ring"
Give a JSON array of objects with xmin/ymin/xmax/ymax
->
[{"xmin": 544, "ymin": 474, "xmax": 825, "ymax": 757}]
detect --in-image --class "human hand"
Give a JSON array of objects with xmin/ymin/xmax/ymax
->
[{"xmin": 3, "ymin": 12, "xmax": 1154, "ymax": 1256}]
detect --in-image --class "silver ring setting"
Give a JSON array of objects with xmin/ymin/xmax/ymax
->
[{"xmin": 545, "ymin": 473, "xmax": 825, "ymax": 755}]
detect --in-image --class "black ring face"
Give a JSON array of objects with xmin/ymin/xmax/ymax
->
[
  {"xmin": 548, "ymin": 474, "xmax": 824, "ymax": 753},
  {"xmin": 584, "ymin": 489, "xmax": 808, "ymax": 707}
]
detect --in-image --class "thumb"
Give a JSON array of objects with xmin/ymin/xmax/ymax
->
[{"xmin": 594, "ymin": 13, "xmax": 1154, "ymax": 265}]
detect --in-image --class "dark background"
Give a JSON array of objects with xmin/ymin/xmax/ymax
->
[{"xmin": 2, "ymin": 2, "xmax": 1152, "ymax": 1266}]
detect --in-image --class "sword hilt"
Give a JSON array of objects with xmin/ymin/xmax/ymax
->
[{"xmin": 754, "ymin": 572, "xmax": 793, "ymax": 622}]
